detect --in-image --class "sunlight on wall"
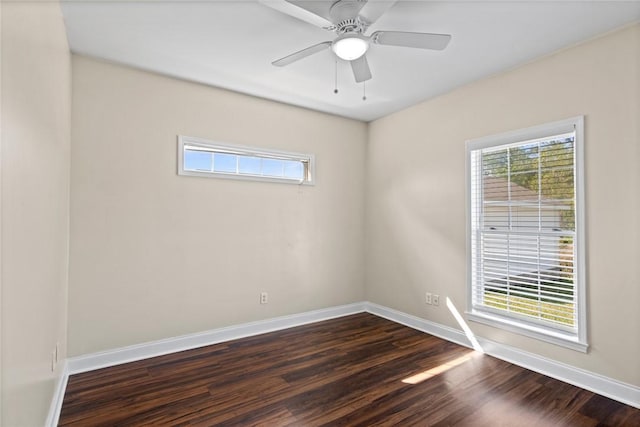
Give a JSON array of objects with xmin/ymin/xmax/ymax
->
[{"xmin": 446, "ymin": 297, "xmax": 483, "ymax": 353}]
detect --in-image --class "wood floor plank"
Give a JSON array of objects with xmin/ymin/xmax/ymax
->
[{"xmin": 59, "ymin": 313, "xmax": 640, "ymax": 426}]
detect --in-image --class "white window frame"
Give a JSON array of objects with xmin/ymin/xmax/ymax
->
[
  {"xmin": 465, "ymin": 116, "xmax": 587, "ymax": 352},
  {"xmin": 178, "ymin": 135, "xmax": 315, "ymax": 185}
]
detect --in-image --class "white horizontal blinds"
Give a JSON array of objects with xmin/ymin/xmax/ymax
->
[{"xmin": 471, "ymin": 132, "xmax": 577, "ymax": 331}]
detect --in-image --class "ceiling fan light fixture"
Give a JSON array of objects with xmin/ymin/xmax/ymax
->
[{"xmin": 332, "ymin": 34, "xmax": 369, "ymax": 61}]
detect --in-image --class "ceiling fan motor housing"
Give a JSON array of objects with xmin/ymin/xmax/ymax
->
[
  {"xmin": 330, "ymin": 0, "xmax": 368, "ymax": 33},
  {"xmin": 336, "ymin": 18, "xmax": 366, "ymax": 34}
]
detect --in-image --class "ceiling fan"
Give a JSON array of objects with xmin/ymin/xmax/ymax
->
[{"xmin": 260, "ymin": 0, "xmax": 452, "ymax": 83}]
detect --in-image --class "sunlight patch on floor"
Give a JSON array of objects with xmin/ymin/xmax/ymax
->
[{"xmin": 401, "ymin": 353, "xmax": 477, "ymax": 385}]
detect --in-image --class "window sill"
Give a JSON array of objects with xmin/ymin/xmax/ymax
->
[
  {"xmin": 466, "ymin": 310, "xmax": 588, "ymax": 353},
  {"xmin": 179, "ymin": 168, "xmax": 314, "ymax": 186}
]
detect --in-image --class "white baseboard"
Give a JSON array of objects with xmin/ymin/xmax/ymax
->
[
  {"xmin": 366, "ymin": 302, "xmax": 472, "ymax": 347},
  {"xmin": 480, "ymin": 339, "xmax": 640, "ymax": 409},
  {"xmin": 48, "ymin": 300, "xmax": 639, "ymax": 426},
  {"xmin": 45, "ymin": 360, "xmax": 69, "ymax": 427},
  {"xmin": 365, "ymin": 302, "xmax": 640, "ymax": 409},
  {"xmin": 66, "ymin": 302, "xmax": 366, "ymax": 375}
]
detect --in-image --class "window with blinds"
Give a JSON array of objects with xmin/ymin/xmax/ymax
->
[
  {"xmin": 466, "ymin": 117, "xmax": 586, "ymax": 352},
  {"xmin": 178, "ymin": 136, "xmax": 314, "ymax": 185}
]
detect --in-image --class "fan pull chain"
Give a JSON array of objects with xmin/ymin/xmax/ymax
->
[
  {"xmin": 362, "ymin": 81, "xmax": 367, "ymax": 101},
  {"xmin": 333, "ymin": 59, "xmax": 339, "ymax": 94}
]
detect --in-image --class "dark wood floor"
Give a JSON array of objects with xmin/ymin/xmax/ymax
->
[{"xmin": 59, "ymin": 313, "xmax": 640, "ymax": 426}]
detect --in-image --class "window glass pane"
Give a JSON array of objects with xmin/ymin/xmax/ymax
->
[
  {"xmin": 509, "ymin": 171, "xmax": 539, "ymax": 201},
  {"xmin": 509, "ymin": 143, "xmax": 538, "ymax": 175},
  {"xmin": 511, "ymin": 206, "xmax": 540, "ymax": 230},
  {"xmin": 482, "ymin": 206, "xmax": 509, "ymax": 231},
  {"xmin": 262, "ymin": 159, "xmax": 284, "ymax": 177},
  {"xmin": 283, "ymin": 160, "xmax": 304, "ymax": 180},
  {"xmin": 238, "ymin": 156, "xmax": 262, "ymax": 175},
  {"xmin": 540, "ymin": 167, "xmax": 574, "ymax": 200},
  {"xmin": 483, "ymin": 175, "xmax": 508, "ymax": 202},
  {"xmin": 540, "ymin": 137, "xmax": 574, "ymax": 170},
  {"xmin": 213, "ymin": 153, "xmax": 237, "ymax": 173},
  {"xmin": 560, "ymin": 201, "xmax": 575, "ymax": 232},
  {"xmin": 184, "ymin": 149, "xmax": 212, "ymax": 171},
  {"xmin": 482, "ymin": 149, "xmax": 508, "ymax": 179},
  {"xmin": 540, "ymin": 138, "xmax": 575, "ymax": 231},
  {"xmin": 540, "ymin": 199, "xmax": 574, "ymax": 232}
]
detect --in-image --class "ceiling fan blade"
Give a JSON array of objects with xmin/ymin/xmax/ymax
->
[
  {"xmin": 371, "ymin": 31, "xmax": 452, "ymax": 50},
  {"xmin": 272, "ymin": 41, "xmax": 332, "ymax": 67},
  {"xmin": 259, "ymin": 0, "xmax": 334, "ymax": 29},
  {"xmin": 350, "ymin": 55, "xmax": 372, "ymax": 83},
  {"xmin": 285, "ymin": 0, "xmax": 335, "ymax": 23},
  {"xmin": 357, "ymin": 0, "xmax": 398, "ymax": 26}
]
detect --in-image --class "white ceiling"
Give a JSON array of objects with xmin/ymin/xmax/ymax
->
[{"xmin": 61, "ymin": 1, "xmax": 640, "ymax": 122}]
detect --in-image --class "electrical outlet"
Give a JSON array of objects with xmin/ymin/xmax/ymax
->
[
  {"xmin": 425, "ymin": 292, "xmax": 432, "ymax": 305},
  {"xmin": 260, "ymin": 292, "xmax": 268, "ymax": 304},
  {"xmin": 433, "ymin": 294, "xmax": 440, "ymax": 306}
]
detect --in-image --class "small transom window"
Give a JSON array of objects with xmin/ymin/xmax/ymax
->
[{"xmin": 178, "ymin": 136, "xmax": 314, "ymax": 185}]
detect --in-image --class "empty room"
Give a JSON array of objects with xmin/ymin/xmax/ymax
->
[{"xmin": 1, "ymin": 0, "xmax": 639, "ymax": 426}]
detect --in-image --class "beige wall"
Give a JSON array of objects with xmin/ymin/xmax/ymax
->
[
  {"xmin": 0, "ymin": 4, "xmax": 635, "ymax": 421},
  {"xmin": 366, "ymin": 24, "xmax": 640, "ymax": 386},
  {"xmin": 68, "ymin": 56, "xmax": 367, "ymax": 356},
  {"xmin": 1, "ymin": 2, "xmax": 3, "ymax": 422},
  {"xmin": 1, "ymin": 2, "xmax": 71, "ymax": 426}
]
